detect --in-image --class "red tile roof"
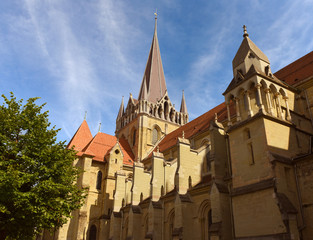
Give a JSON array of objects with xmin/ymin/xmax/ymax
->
[
  {"xmin": 70, "ymin": 121, "xmax": 134, "ymax": 165},
  {"xmin": 81, "ymin": 132, "xmax": 117, "ymax": 161},
  {"xmin": 154, "ymin": 103, "xmax": 227, "ymax": 154},
  {"xmin": 67, "ymin": 120, "xmax": 93, "ymax": 152},
  {"xmin": 274, "ymin": 51, "xmax": 313, "ymax": 86},
  {"xmin": 119, "ymin": 137, "xmax": 135, "ymax": 166}
]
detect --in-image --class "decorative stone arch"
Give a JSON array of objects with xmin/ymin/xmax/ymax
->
[
  {"xmin": 260, "ymin": 79, "xmax": 268, "ymax": 89},
  {"xmin": 151, "ymin": 124, "xmax": 162, "ymax": 145},
  {"xmin": 269, "ymin": 83, "xmax": 278, "ymax": 94},
  {"xmin": 164, "ymin": 101, "xmax": 169, "ymax": 120},
  {"xmin": 279, "ymin": 88, "xmax": 287, "ymax": 97},
  {"xmin": 157, "ymin": 105, "xmax": 163, "ymax": 119},
  {"xmin": 197, "ymin": 199, "xmax": 212, "ymax": 240},
  {"xmin": 166, "ymin": 208, "xmax": 175, "ymax": 239},
  {"xmin": 169, "ymin": 108, "xmax": 175, "ymax": 122},
  {"xmin": 201, "ymin": 138, "xmax": 211, "ymax": 147},
  {"xmin": 88, "ymin": 224, "xmax": 97, "ymax": 240}
]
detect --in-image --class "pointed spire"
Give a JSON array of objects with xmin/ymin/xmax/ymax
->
[
  {"xmin": 180, "ymin": 90, "xmax": 188, "ymax": 114},
  {"xmin": 117, "ymin": 96, "xmax": 124, "ymax": 120},
  {"xmin": 232, "ymin": 26, "xmax": 269, "ymax": 69},
  {"xmin": 138, "ymin": 13, "xmax": 167, "ymax": 103}
]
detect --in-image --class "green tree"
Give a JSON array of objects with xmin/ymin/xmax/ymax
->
[{"xmin": 0, "ymin": 93, "xmax": 86, "ymax": 240}]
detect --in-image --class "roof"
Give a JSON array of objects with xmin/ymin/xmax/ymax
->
[
  {"xmin": 232, "ymin": 36, "xmax": 270, "ymax": 69},
  {"xmin": 274, "ymin": 51, "xmax": 313, "ymax": 86},
  {"xmin": 67, "ymin": 120, "xmax": 93, "ymax": 152},
  {"xmin": 138, "ymin": 17, "xmax": 167, "ymax": 103},
  {"xmin": 80, "ymin": 132, "xmax": 117, "ymax": 161},
  {"xmin": 151, "ymin": 103, "xmax": 227, "ymax": 155},
  {"xmin": 71, "ymin": 121, "xmax": 134, "ymax": 165}
]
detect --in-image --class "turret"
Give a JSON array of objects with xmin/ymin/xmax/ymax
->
[{"xmin": 223, "ymin": 26, "xmax": 292, "ymax": 126}]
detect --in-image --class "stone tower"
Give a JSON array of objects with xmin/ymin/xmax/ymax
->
[{"xmin": 115, "ymin": 15, "xmax": 188, "ymax": 161}]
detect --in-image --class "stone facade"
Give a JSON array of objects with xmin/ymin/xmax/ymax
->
[{"xmin": 43, "ymin": 22, "xmax": 313, "ymax": 240}]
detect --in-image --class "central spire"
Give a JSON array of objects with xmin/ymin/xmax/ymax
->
[{"xmin": 138, "ymin": 13, "xmax": 167, "ymax": 103}]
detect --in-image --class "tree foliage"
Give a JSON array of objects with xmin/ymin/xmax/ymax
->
[{"xmin": 0, "ymin": 93, "xmax": 86, "ymax": 239}]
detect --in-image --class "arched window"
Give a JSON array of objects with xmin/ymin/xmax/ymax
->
[
  {"xmin": 89, "ymin": 225, "xmax": 97, "ymax": 240},
  {"xmin": 96, "ymin": 171, "xmax": 102, "ymax": 190},
  {"xmin": 152, "ymin": 128, "xmax": 158, "ymax": 145}
]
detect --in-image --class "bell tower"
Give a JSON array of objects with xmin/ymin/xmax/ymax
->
[{"xmin": 115, "ymin": 14, "xmax": 188, "ymax": 161}]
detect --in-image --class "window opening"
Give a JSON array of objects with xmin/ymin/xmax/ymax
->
[{"xmin": 96, "ymin": 171, "xmax": 102, "ymax": 190}]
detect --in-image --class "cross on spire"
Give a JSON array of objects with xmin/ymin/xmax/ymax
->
[{"xmin": 243, "ymin": 25, "xmax": 249, "ymax": 38}]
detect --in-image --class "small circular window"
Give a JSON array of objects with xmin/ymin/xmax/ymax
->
[{"xmin": 115, "ymin": 149, "xmax": 120, "ymax": 154}]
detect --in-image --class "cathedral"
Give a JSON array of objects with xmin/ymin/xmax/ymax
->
[{"xmin": 43, "ymin": 16, "xmax": 313, "ymax": 240}]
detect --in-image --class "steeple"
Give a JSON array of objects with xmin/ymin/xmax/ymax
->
[
  {"xmin": 138, "ymin": 13, "xmax": 167, "ymax": 103},
  {"xmin": 232, "ymin": 25, "xmax": 270, "ymax": 72},
  {"xmin": 117, "ymin": 96, "xmax": 124, "ymax": 120},
  {"xmin": 180, "ymin": 90, "xmax": 188, "ymax": 114}
]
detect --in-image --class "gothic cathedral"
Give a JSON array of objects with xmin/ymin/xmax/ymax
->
[{"xmin": 43, "ymin": 18, "xmax": 313, "ymax": 240}]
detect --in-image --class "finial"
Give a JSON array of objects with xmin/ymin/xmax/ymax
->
[
  {"xmin": 84, "ymin": 111, "xmax": 87, "ymax": 120},
  {"xmin": 98, "ymin": 122, "xmax": 101, "ymax": 132},
  {"xmin": 157, "ymin": 145, "xmax": 160, "ymax": 153},
  {"xmin": 182, "ymin": 130, "xmax": 185, "ymax": 139},
  {"xmin": 243, "ymin": 25, "xmax": 249, "ymax": 38},
  {"xmin": 117, "ymin": 138, "xmax": 119, "ymax": 143},
  {"xmin": 154, "ymin": 9, "xmax": 157, "ymax": 19},
  {"xmin": 215, "ymin": 113, "xmax": 218, "ymax": 121}
]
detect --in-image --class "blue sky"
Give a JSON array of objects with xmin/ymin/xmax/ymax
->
[{"xmin": 1, "ymin": 0, "xmax": 313, "ymax": 143}]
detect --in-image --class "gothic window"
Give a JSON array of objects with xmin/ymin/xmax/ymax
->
[
  {"xmin": 89, "ymin": 225, "xmax": 97, "ymax": 240},
  {"xmin": 132, "ymin": 129, "xmax": 137, "ymax": 146},
  {"xmin": 152, "ymin": 128, "xmax": 158, "ymax": 145},
  {"xmin": 96, "ymin": 171, "xmax": 102, "ymax": 190}
]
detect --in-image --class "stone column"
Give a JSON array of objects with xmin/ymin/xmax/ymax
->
[
  {"xmin": 274, "ymin": 93, "xmax": 282, "ymax": 118},
  {"xmin": 234, "ymin": 97, "xmax": 241, "ymax": 121},
  {"xmin": 226, "ymin": 102, "xmax": 232, "ymax": 126},
  {"xmin": 283, "ymin": 96, "xmax": 292, "ymax": 121},
  {"xmin": 265, "ymin": 88, "xmax": 274, "ymax": 116},
  {"xmin": 245, "ymin": 90, "xmax": 253, "ymax": 117},
  {"xmin": 256, "ymin": 83, "xmax": 264, "ymax": 111}
]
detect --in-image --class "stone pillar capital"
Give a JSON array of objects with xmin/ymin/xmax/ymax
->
[{"xmin": 255, "ymin": 83, "xmax": 262, "ymax": 89}]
